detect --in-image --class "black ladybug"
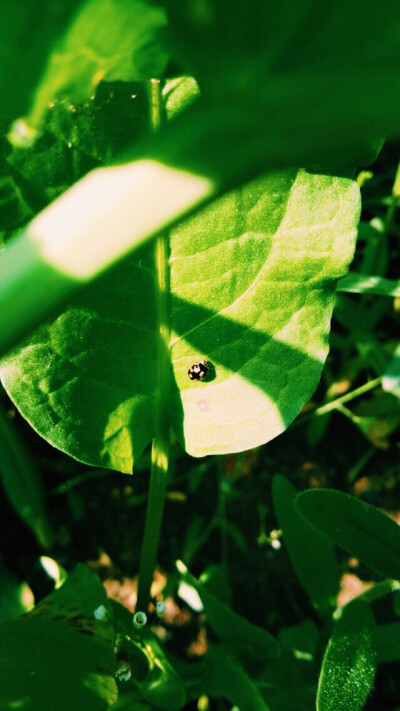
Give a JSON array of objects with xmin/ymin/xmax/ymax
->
[{"xmin": 188, "ymin": 360, "xmax": 211, "ymax": 381}]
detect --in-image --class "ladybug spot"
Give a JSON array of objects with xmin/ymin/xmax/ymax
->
[{"xmin": 188, "ymin": 361, "xmax": 212, "ymax": 381}]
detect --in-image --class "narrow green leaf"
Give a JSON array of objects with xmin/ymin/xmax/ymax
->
[
  {"xmin": 317, "ymin": 601, "xmax": 376, "ymax": 711},
  {"xmin": 337, "ymin": 273, "xmax": 400, "ymax": 297},
  {"xmin": 296, "ymin": 489, "xmax": 400, "ymax": 580},
  {"xmin": 177, "ymin": 561, "xmax": 279, "ymax": 658},
  {"xmin": 0, "ymin": 565, "xmax": 117, "ymax": 710},
  {"xmin": 272, "ymin": 475, "xmax": 339, "ymax": 613},
  {"xmin": 198, "ymin": 646, "xmax": 270, "ymax": 711},
  {"xmin": 0, "ymin": 398, "xmax": 53, "ymax": 547}
]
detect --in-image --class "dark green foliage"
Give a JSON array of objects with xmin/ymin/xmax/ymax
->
[
  {"xmin": 272, "ymin": 475, "xmax": 339, "ymax": 614},
  {"xmin": 0, "ymin": 565, "xmax": 117, "ymax": 710},
  {"xmin": 296, "ymin": 489, "xmax": 400, "ymax": 580}
]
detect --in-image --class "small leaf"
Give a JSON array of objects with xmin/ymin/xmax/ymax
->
[
  {"xmin": 317, "ymin": 601, "xmax": 376, "ymax": 711},
  {"xmin": 0, "ymin": 565, "xmax": 117, "ymax": 710},
  {"xmin": 272, "ymin": 475, "xmax": 339, "ymax": 613},
  {"xmin": 296, "ymin": 489, "xmax": 400, "ymax": 580}
]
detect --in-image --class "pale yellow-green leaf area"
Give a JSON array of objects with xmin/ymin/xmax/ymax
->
[{"xmin": 169, "ymin": 169, "xmax": 360, "ymax": 456}]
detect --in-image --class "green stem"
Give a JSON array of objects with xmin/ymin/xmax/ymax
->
[
  {"xmin": 336, "ymin": 579, "xmax": 400, "ymax": 617},
  {"xmin": 136, "ymin": 80, "xmax": 170, "ymax": 612},
  {"xmin": 294, "ymin": 376, "xmax": 382, "ymax": 427}
]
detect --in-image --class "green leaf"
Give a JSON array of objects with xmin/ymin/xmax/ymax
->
[
  {"xmin": 317, "ymin": 601, "xmax": 376, "ymax": 711},
  {"xmin": 337, "ymin": 273, "xmax": 400, "ymax": 297},
  {"xmin": 194, "ymin": 645, "xmax": 271, "ymax": 711},
  {"xmin": 272, "ymin": 475, "xmax": 339, "ymax": 613},
  {"xmin": 0, "ymin": 565, "xmax": 117, "ymax": 710},
  {"xmin": 30, "ymin": 0, "xmax": 169, "ymax": 126},
  {"xmin": 177, "ymin": 561, "xmax": 279, "ymax": 658},
  {"xmin": 0, "ymin": 167, "xmax": 359, "ymax": 470},
  {"xmin": 0, "ymin": 397, "xmax": 53, "ymax": 547},
  {"xmin": 296, "ymin": 489, "xmax": 400, "ymax": 580}
]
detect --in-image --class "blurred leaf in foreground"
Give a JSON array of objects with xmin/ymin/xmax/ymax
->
[{"xmin": 0, "ymin": 565, "xmax": 117, "ymax": 711}]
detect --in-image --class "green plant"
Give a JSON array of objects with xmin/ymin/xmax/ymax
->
[{"xmin": 1, "ymin": 1, "xmax": 400, "ymax": 709}]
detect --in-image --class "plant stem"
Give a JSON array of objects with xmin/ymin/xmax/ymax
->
[
  {"xmin": 335, "ymin": 579, "xmax": 400, "ymax": 617},
  {"xmin": 136, "ymin": 80, "xmax": 170, "ymax": 612},
  {"xmin": 294, "ymin": 376, "xmax": 382, "ymax": 427}
]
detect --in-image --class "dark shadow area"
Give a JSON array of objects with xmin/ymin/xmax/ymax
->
[{"xmin": 168, "ymin": 290, "xmax": 333, "ymax": 452}]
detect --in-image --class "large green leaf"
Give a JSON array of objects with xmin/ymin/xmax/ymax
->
[
  {"xmin": 296, "ymin": 489, "xmax": 400, "ymax": 580},
  {"xmin": 272, "ymin": 475, "xmax": 338, "ymax": 614},
  {"xmin": 0, "ymin": 565, "xmax": 117, "ymax": 710},
  {"xmin": 1, "ymin": 165, "xmax": 359, "ymax": 470},
  {"xmin": 317, "ymin": 601, "xmax": 376, "ymax": 711}
]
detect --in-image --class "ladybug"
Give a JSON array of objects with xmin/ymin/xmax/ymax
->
[{"xmin": 188, "ymin": 360, "xmax": 211, "ymax": 381}]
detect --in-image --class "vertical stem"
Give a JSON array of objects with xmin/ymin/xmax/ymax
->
[{"xmin": 136, "ymin": 80, "xmax": 170, "ymax": 612}]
